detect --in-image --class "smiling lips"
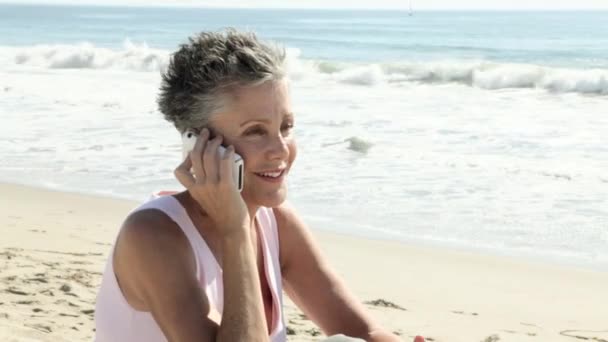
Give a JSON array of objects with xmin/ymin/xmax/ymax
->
[{"xmin": 254, "ymin": 169, "xmax": 286, "ymax": 182}]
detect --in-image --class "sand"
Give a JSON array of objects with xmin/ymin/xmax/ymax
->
[{"xmin": 1, "ymin": 182, "xmax": 607, "ymax": 342}]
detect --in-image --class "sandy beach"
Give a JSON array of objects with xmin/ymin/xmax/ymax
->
[{"xmin": 1, "ymin": 182, "xmax": 607, "ymax": 342}]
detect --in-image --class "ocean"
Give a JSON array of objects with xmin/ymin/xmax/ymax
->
[{"xmin": 1, "ymin": 4, "xmax": 607, "ymax": 270}]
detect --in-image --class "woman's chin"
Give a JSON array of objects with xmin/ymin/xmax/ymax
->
[
  {"xmin": 243, "ymin": 184, "xmax": 288, "ymax": 208},
  {"xmin": 266, "ymin": 191, "xmax": 288, "ymax": 208}
]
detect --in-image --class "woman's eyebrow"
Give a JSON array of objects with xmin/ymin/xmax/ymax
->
[
  {"xmin": 239, "ymin": 112, "xmax": 294, "ymax": 127},
  {"xmin": 240, "ymin": 118, "xmax": 270, "ymax": 127}
]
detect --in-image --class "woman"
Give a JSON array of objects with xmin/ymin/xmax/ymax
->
[{"xmin": 95, "ymin": 29, "xmax": 420, "ymax": 342}]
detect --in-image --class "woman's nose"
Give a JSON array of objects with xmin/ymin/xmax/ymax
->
[{"xmin": 267, "ymin": 134, "xmax": 290, "ymax": 160}]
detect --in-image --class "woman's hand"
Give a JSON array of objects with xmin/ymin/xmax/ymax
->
[{"xmin": 174, "ymin": 128, "xmax": 249, "ymax": 236}]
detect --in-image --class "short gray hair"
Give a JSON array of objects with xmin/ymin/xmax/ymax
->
[{"xmin": 157, "ymin": 28, "xmax": 286, "ymax": 133}]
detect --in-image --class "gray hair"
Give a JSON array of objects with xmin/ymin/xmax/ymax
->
[{"xmin": 157, "ymin": 28, "xmax": 287, "ymax": 133}]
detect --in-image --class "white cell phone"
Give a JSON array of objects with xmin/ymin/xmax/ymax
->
[{"xmin": 182, "ymin": 130, "xmax": 244, "ymax": 192}]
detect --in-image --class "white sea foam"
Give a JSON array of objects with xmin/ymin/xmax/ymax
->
[
  {"xmin": 334, "ymin": 64, "xmax": 384, "ymax": 86},
  {"xmin": 318, "ymin": 60, "xmax": 608, "ymax": 95},
  {"xmin": 9, "ymin": 40, "xmax": 168, "ymax": 72},
  {"xmin": 3, "ymin": 42, "xmax": 607, "ymax": 95}
]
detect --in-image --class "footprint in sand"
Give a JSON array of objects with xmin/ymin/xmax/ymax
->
[
  {"xmin": 498, "ymin": 327, "xmax": 541, "ymax": 338},
  {"xmin": 28, "ymin": 229, "xmax": 47, "ymax": 233},
  {"xmin": 59, "ymin": 312, "xmax": 79, "ymax": 317},
  {"xmin": 70, "ymin": 260, "xmax": 93, "ymax": 265},
  {"xmin": 364, "ymin": 299, "xmax": 407, "ymax": 311},
  {"xmin": 24, "ymin": 323, "xmax": 53, "ymax": 333},
  {"xmin": 40, "ymin": 288, "xmax": 55, "ymax": 296},
  {"xmin": 26, "ymin": 276, "xmax": 49, "ymax": 284},
  {"xmin": 42, "ymin": 261, "xmax": 60, "ymax": 268},
  {"xmin": 451, "ymin": 310, "xmax": 478, "ymax": 316},
  {"xmin": 53, "ymin": 299, "xmax": 82, "ymax": 308},
  {"xmin": 520, "ymin": 322, "xmax": 539, "ymax": 328},
  {"xmin": 288, "ymin": 319, "xmax": 304, "ymax": 326},
  {"xmin": 305, "ymin": 327, "xmax": 321, "ymax": 336},
  {"xmin": 560, "ymin": 330, "xmax": 608, "ymax": 342},
  {"xmin": 81, "ymin": 308, "xmax": 95, "ymax": 320},
  {"xmin": 0, "ymin": 249, "xmax": 19, "ymax": 260},
  {"xmin": 81, "ymin": 309, "xmax": 94, "ymax": 315},
  {"xmin": 6, "ymin": 287, "xmax": 29, "ymax": 296}
]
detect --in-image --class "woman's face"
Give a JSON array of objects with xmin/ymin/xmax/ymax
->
[{"xmin": 208, "ymin": 80, "xmax": 297, "ymax": 208}]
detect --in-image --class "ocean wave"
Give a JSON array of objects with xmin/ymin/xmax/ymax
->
[
  {"xmin": 339, "ymin": 61, "xmax": 608, "ymax": 95},
  {"xmin": 5, "ymin": 42, "xmax": 302, "ymax": 75},
  {"xmin": 345, "ymin": 136, "xmax": 373, "ymax": 153},
  {"xmin": 4, "ymin": 41, "xmax": 607, "ymax": 95},
  {"xmin": 321, "ymin": 136, "xmax": 373, "ymax": 153},
  {"xmin": 9, "ymin": 40, "xmax": 168, "ymax": 71}
]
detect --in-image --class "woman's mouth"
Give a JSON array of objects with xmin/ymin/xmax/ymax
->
[{"xmin": 253, "ymin": 169, "xmax": 286, "ymax": 183}]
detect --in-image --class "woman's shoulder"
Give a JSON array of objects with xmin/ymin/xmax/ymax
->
[
  {"xmin": 111, "ymin": 205, "xmax": 199, "ymax": 312},
  {"xmin": 118, "ymin": 204, "xmax": 190, "ymax": 256},
  {"xmin": 271, "ymin": 201, "xmax": 302, "ymax": 233},
  {"xmin": 270, "ymin": 202, "xmax": 313, "ymax": 269},
  {"xmin": 119, "ymin": 192, "xmax": 188, "ymax": 242},
  {"xmin": 115, "ymin": 194, "xmax": 195, "ymax": 269}
]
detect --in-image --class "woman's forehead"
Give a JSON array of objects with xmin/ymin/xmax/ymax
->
[
  {"xmin": 216, "ymin": 81, "xmax": 292, "ymax": 124},
  {"xmin": 234, "ymin": 80, "xmax": 289, "ymax": 105}
]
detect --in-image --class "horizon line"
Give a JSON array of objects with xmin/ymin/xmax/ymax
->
[{"xmin": 1, "ymin": 2, "xmax": 608, "ymax": 11}]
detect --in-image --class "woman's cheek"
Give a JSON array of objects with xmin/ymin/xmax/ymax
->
[
  {"xmin": 234, "ymin": 144, "xmax": 257, "ymax": 168},
  {"xmin": 287, "ymin": 138, "xmax": 298, "ymax": 163}
]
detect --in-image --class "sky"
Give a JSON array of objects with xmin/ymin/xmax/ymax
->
[{"xmin": 1, "ymin": 0, "xmax": 608, "ymax": 10}]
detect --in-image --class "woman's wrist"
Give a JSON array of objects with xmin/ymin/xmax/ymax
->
[{"xmin": 218, "ymin": 222, "xmax": 250, "ymax": 239}]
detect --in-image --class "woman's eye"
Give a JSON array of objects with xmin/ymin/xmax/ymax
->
[
  {"xmin": 245, "ymin": 127, "xmax": 266, "ymax": 136},
  {"xmin": 282, "ymin": 122, "xmax": 294, "ymax": 132},
  {"xmin": 244, "ymin": 123, "xmax": 294, "ymax": 136}
]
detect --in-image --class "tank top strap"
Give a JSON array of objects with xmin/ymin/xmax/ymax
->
[
  {"xmin": 257, "ymin": 207, "xmax": 280, "ymax": 256},
  {"xmin": 132, "ymin": 194, "xmax": 203, "ymax": 280},
  {"xmin": 255, "ymin": 207, "xmax": 286, "ymax": 340}
]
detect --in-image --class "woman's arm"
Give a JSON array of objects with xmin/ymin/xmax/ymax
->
[
  {"xmin": 114, "ymin": 208, "xmax": 268, "ymax": 342},
  {"xmin": 274, "ymin": 202, "xmax": 402, "ymax": 342},
  {"xmin": 217, "ymin": 224, "xmax": 268, "ymax": 342}
]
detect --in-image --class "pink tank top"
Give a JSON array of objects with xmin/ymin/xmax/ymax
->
[{"xmin": 94, "ymin": 194, "xmax": 287, "ymax": 342}]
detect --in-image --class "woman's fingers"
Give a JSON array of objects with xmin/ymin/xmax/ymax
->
[
  {"xmin": 203, "ymin": 134, "xmax": 223, "ymax": 183},
  {"xmin": 190, "ymin": 129, "xmax": 209, "ymax": 182},
  {"xmin": 173, "ymin": 129, "xmax": 249, "ymax": 233},
  {"xmin": 174, "ymin": 154, "xmax": 195, "ymax": 188},
  {"xmin": 180, "ymin": 128, "xmax": 226, "ymax": 186}
]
